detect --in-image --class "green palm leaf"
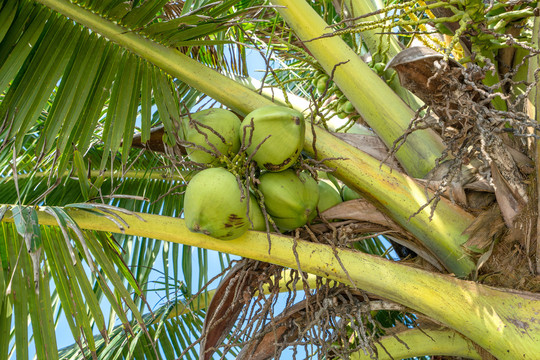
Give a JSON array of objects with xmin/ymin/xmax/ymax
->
[
  {"xmin": 0, "ymin": 0, "xmax": 256, "ymax": 175},
  {"xmin": 57, "ymin": 281, "xmax": 208, "ymax": 359}
]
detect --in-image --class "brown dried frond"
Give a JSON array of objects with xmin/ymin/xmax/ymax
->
[{"xmin": 477, "ymin": 200, "xmax": 540, "ymax": 291}]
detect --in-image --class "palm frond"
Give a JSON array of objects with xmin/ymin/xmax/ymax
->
[
  {"xmin": 0, "ymin": 0, "xmax": 259, "ymax": 180},
  {"xmin": 0, "ymin": 215, "xmax": 146, "ymax": 360},
  {"xmin": 0, "ymin": 142, "xmax": 184, "ymax": 205},
  {"xmin": 58, "ymin": 298, "xmax": 209, "ymax": 360},
  {"xmin": 1, "ymin": 200, "xmax": 237, "ymax": 359}
]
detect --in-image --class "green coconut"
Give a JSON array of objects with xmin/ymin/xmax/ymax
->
[
  {"xmin": 258, "ymin": 170, "xmax": 319, "ymax": 231},
  {"xmin": 317, "ymin": 181, "xmax": 343, "ymax": 213},
  {"xmin": 341, "ymin": 185, "xmax": 362, "ymax": 201},
  {"xmin": 240, "ymin": 105, "xmax": 305, "ymax": 172},
  {"xmin": 185, "ymin": 108, "xmax": 241, "ymax": 164},
  {"xmin": 184, "ymin": 168, "xmax": 249, "ymax": 240}
]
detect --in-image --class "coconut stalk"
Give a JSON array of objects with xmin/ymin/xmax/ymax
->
[
  {"xmin": 1, "ymin": 206, "xmax": 538, "ymax": 358},
  {"xmin": 36, "ymin": 0, "xmax": 475, "ymax": 275},
  {"xmin": 303, "ymin": 127, "xmax": 476, "ymax": 276},
  {"xmin": 270, "ymin": 0, "xmax": 444, "ymax": 178}
]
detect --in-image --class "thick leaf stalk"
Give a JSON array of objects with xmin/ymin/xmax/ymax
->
[
  {"xmin": 304, "ymin": 129, "xmax": 476, "ymax": 276},
  {"xmin": 344, "ymin": 0, "xmax": 402, "ymax": 62},
  {"xmin": 351, "ymin": 328, "xmax": 482, "ymax": 359},
  {"xmin": 36, "ymin": 0, "xmax": 476, "ymax": 275},
  {"xmin": 1, "ymin": 206, "xmax": 538, "ymax": 359},
  {"xmin": 343, "ymin": 0, "xmax": 422, "ymax": 109},
  {"xmin": 270, "ymin": 0, "xmax": 445, "ymax": 178}
]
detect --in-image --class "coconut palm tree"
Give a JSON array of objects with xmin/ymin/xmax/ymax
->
[{"xmin": 0, "ymin": 0, "xmax": 539, "ymax": 359}]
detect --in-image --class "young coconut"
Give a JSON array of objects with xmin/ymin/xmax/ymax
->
[
  {"xmin": 185, "ymin": 108, "xmax": 241, "ymax": 164},
  {"xmin": 341, "ymin": 185, "xmax": 362, "ymax": 201},
  {"xmin": 240, "ymin": 105, "xmax": 304, "ymax": 172},
  {"xmin": 258, "ymin": 169, "xmax": 319, "ymax": 232},
  {"xmin": 317, "ymin": 180, "xmax": 343, "ymax": 213},
  {"xmin": 184, "ymin": 168, "xmax": 249, "ymax": 240},
  {"xmin": 248, "ymin": 195, "xmax": 266, "ymax": 231}
]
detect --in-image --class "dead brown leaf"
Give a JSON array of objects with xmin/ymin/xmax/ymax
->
[
  {"xmin": 464, "ymin": 205, "xmax": 505, "ymax": 251},
  {"xmin": 332, "ymin": 132, "xmax": 401, "ymax": 170},
  {"xmin": 200, "ymin": 260, "xmax": 269, "ymax": 360}
]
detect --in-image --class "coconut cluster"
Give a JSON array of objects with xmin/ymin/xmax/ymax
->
[{"xmin": 182, "ymin": 105, "xmax": 351, "ymax": 240}]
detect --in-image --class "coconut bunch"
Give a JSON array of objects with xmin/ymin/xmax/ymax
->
[{"xmin": 182, "ymin": 105, "xmax": 350, "ymax": 240}]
